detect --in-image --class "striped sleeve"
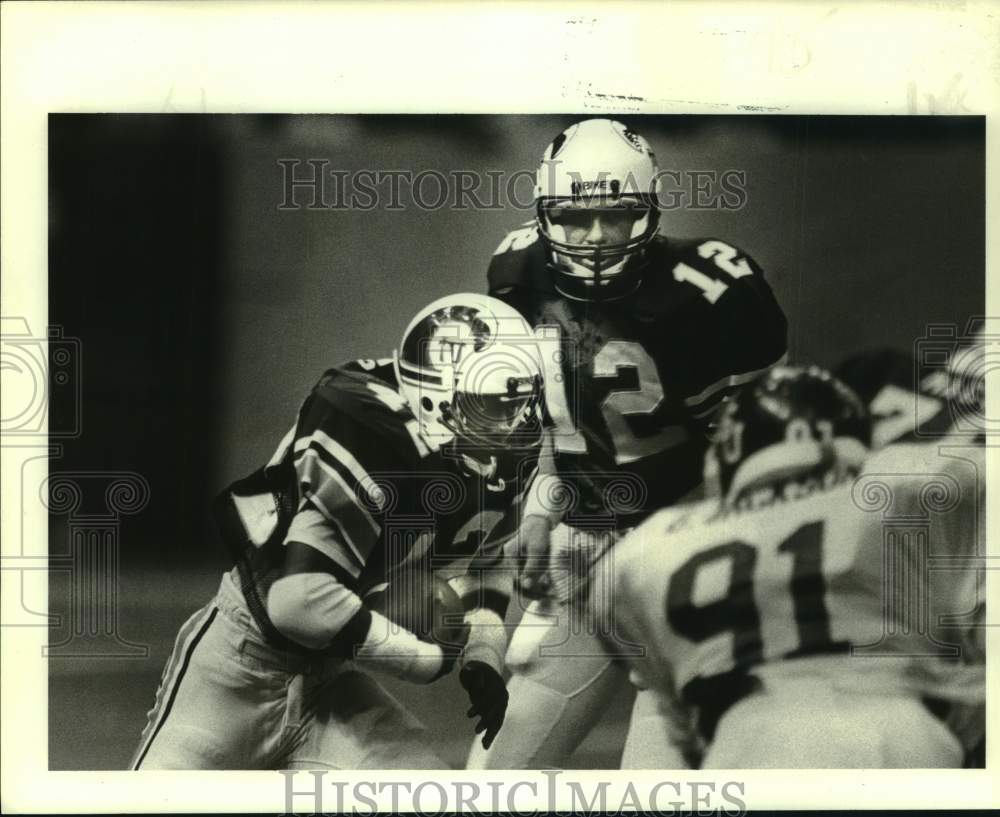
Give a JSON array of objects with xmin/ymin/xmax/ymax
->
[
  {"xmin": 684, "ymin": 352, "xmax": 788, "ymax": 421},
  {"xmin": 291, "ymin": 430, "xmax": 383, "ymax": 577},
  {"xmin": 285, "ymin": 378, "xmax": 417, "ymax": 578}
]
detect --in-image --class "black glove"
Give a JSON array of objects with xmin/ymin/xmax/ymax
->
[{"xmin": 459, "ymin": 660, "xmax": 508, "ymax": 749}]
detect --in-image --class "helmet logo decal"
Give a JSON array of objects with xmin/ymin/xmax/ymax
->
[
  {"xmin": 423, "ymin": 307, "xmax": 492, "ymax": 367},
  {"xmin": 549, "ymin": 131, "xmax": 568, "ymax": 159},
  {"xmin": 428, "ymin": 321, "xmax": 478, "ymax": 366},
  {"xmin": 620, "ymin": 127, "xmax": 645, "ymax": 153}
]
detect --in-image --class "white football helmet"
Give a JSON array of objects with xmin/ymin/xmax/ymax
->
[
  {"xmin": 535, "ymin": 119, "xmax": 661, "ymax": 300},
  {"xmin": 394, "ymin": 294, "xmax": 544, "ymax": 448}
]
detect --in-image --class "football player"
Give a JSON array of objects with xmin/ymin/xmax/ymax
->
[
  {"xmin": 131, "ymin": 294, "xmax": 545, "ymax": 769},
  {"xmin": 596, "ymin": 366, "xmax": 984, "ymax": 768},
  {"xmin": 836, "ymin": 332, "xmax": 987, "ymax": 767},
  {"xmin": 836, "ymin": 326, "xmax": 986, "ymax": 447},
  {"xmin": 468, "ymin": 118, "xmax": 788, "ymax": 769}
]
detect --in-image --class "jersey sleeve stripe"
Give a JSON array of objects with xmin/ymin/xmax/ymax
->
[
  {"xmin": 689, "ymin": 392, "xmax": 727, "ymax": 421},
  {"xmin": 304, "ymin": 428, "xmax": 379, "ymax": 494},
  {"xmin": 299, "ymin": 487, "xmax": 368, "ymax": 574},
  {"xmin": 684, "ymin": 352, "xmax": 789, "ymax": 411},
  {"xmin": 295, "ymin": 448, "xmax": 380, "ymax": 566},
  {"xmin": 397, "ymin": 360, "xmax": 443, "ymax": 385},
  {"xmin": 295, "ymin": 442, "xmax": 380, "ymax": 534}
]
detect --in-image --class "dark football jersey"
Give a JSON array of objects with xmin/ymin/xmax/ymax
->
[
  {"xmin": 488, "ymin": 222, "xmax": 788, "ymax": 523},
  {"xmin": 214, "ymin": 359, "xmax": 539, "ymax": 646},
  {"xmin": 835, "ymin": 346, "xmax": 985, "ymax": 447}
]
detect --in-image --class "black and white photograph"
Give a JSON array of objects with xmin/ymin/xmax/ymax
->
[
  {"xmin": 1, "ymin": 3, "xmax": 997, "ymax": 814},
  {"xmin": 41, "ymin": 111, "xmax": 988, "ymax": 774}
]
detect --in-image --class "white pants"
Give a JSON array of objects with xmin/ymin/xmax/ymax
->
[
  {"xmin": 131, "ymin": 571, "xmax": 448, "ymax": 770},
  {"xmin": 703, "ymin": 678, "xmax": 964, "ymax": 769},
  {"xmin": 466, "ymin": 525, "xmax": 691, "ymax": 770}
]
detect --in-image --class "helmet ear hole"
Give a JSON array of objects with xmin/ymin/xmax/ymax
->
[{"xmin": 421, "ymin": 396, "xmax": 434, "ymax": 411}]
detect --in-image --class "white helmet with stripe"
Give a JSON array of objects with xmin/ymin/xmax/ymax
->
[
  {"xmin": 535, "ymin": 118, "xmax": 661, "ymax": 301},
  {"xmin": 394, "ymin": 293, "xmax": 544, "ymax": 448}
]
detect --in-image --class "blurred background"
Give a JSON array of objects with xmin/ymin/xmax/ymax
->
[{"xmin": 47, "ymin": 114, "xmax": 984, "ymax": 769}]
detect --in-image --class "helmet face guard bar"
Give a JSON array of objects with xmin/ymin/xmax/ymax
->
[
  {"xmin": 446, "ymin": 373, "xmax": 543, "ymax": 448},
  {"xmin": 536, "ymin": 195, "xmax": 660, "ymax": 300}
]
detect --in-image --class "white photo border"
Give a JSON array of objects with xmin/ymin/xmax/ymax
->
[{"xmin": 1, "ymin": 1, "xmax": 997, "ymax": 812}]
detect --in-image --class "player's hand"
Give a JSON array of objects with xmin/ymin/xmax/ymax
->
[
  {"xmin": 515, "ymin": 514, "xmax": 552, "ymax": 600},
  {"xmin": 459, "ymin": 660, "xmax": 508, "ymax": 749}
]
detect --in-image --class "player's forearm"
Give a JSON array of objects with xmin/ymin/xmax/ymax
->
[
  {"xmin": 522, "ymin": 432, "xmax": 565, "ymax": 525},
  {"xmin": 354, "ymin": 608, "xmax": 446, "ymax": 683},
  {"xmin": 448, "ymin": 565, "xmax": 512, "ymax": 675},
  {"xmin": 516, "ymin": 446, "xmax": 560, "ymax": 598},
  {"xmin": 267, "ymin": 571, "xmax": 443, "ymax": 683},
  {"xmin": 522, "ymin": 475, "xmax": 566, "ymax": 525}
]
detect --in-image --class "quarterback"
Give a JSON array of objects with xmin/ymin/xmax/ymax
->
[
  {"xmin": 469, "ymin": 118, "xmax": 788, "ymax": 769},
  {"xmin": 598, "ymin": 366, "xmax": 984, "ymax": 768},
  {"xmin": 131, "ymin": 294, "xmax": 545, "ymax": 769}
]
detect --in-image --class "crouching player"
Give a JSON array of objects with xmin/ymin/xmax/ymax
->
[
  {"xmin": 595, "ymin": 365, "xmax": 984, "ymax": 768},
  {"xmin": 131, "ymin": 294, "xmax": 545, "ymax": 769}
]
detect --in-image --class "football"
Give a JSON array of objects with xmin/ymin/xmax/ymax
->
[{"xmin": 364, "ymin": 566, "xmax": 469, "ymax": 649}]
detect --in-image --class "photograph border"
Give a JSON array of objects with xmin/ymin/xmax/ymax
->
[{"xmin": 2, "ymin": 1, "xmax": 998, "ymax": 812}]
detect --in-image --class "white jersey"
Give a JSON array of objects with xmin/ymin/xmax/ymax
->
[{"xmin": 602, "ymin": 442, "xmax": 985, "ymax": 748}]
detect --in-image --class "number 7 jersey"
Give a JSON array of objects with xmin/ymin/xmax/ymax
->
[
  {"xmin": 602, "ymin": 442, "xmax": 986, "ymax": 747},
  {"xmin": 488, "ymin": 225, "xmax": 788, "ymax": 522}
]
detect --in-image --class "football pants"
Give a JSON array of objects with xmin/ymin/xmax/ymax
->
[{"xmin": 131, "ymin": 569, "xmax": 448, "ymax": 770}]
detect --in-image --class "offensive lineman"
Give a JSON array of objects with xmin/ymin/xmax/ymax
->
[
  {"xmin": 835, "ymin": 325, "xmax": 987, "ymax": 447},
  {"xmin": 597, "ymin": 366, "xmax": 984, "ymax": 768},
  {"xmin": 468, "ymin": 118, "xmax": 788, "ymax": 769},
  {"xmin": 131, "ymin": 294, "xmax": 544, "ymax": 769},
  {"xmin": 835, "ymin": 332, "xmax": 987, "ymax": 766}
]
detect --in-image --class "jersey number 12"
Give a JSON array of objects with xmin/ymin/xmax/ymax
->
[{"xmin": 535, "ymin": 327, "xmax": 687, "ymax": 464}]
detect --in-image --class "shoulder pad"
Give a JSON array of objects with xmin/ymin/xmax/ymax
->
[
  {"xmin": 338, "ymin": 356, "xmax": 398, "ymax": 387},
  {"xmin": 487, "ymin": 222, "xmax": 553, "ymax": 295},
  {"xmin": 858, "ymin": 441, "xmax": 984, "ymax": 504},
  {"xmin": 303, "ymin": 369, "xmax": 422, "ymax": 464}
]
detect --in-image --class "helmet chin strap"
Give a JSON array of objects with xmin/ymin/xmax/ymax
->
[
  {"xmin": 459, "ymin": 451, "xmax": 499, "ymax": 478},
  {"xmin": 414, "ymin": 410, "xmax": 453, "ymax": 451}
]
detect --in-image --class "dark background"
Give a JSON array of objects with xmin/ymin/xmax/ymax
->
[{"xmin": 47, "ymin": 114, "xmax": 985, "ymax": 769}]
